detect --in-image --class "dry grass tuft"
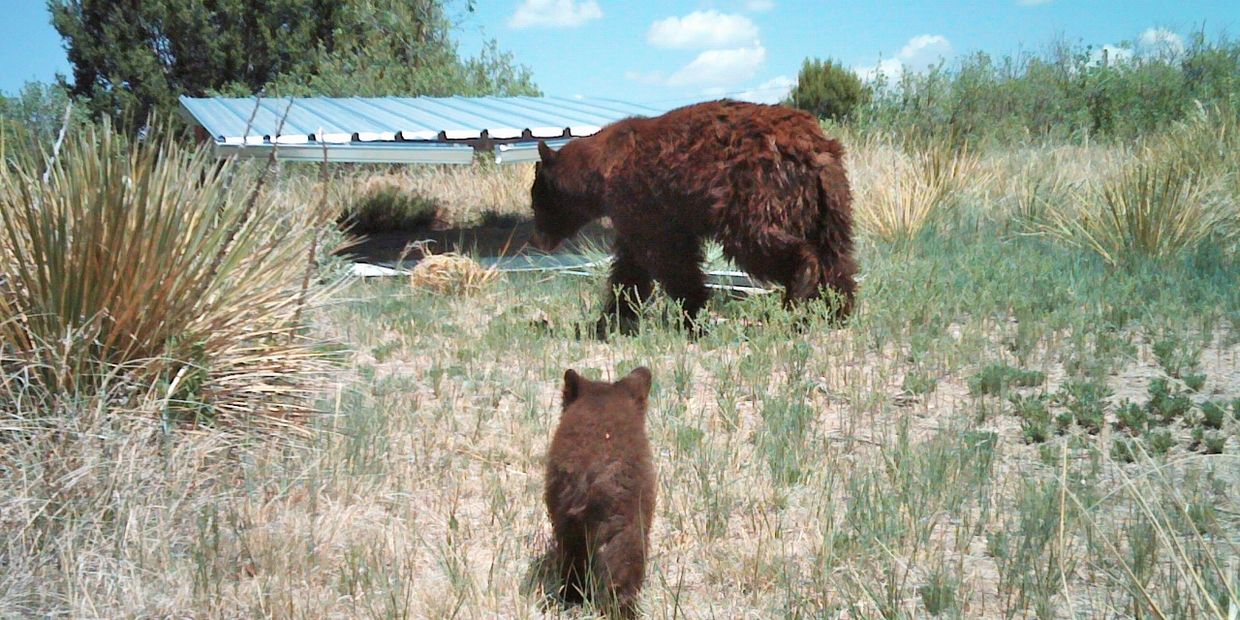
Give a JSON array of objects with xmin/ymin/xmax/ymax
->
[
  {"xmin": 852, "ymin": 136, "xmax": 991, "ymax": 243},
  {"xmin": 410, "ymin": 252, "xmax": 500, "ymax": 296}
]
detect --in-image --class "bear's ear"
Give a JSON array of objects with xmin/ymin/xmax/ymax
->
[
  {"xmin": 617, "ymin": 366, "xmax": 652, "ymax": 403},
  {"xmin": 537, "ymin": 140, "xmax": 558, "ymax": 165},
  {"xmin": 562, "ymin": 369, "xmax": 581, "ymax": 407}
]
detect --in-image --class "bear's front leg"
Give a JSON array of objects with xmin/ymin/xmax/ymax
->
[
  {"xmin": 596, "ymin": 247, "xmax": 653, "ymax": 339},
  {"xmin": 637, "ymin": 234, "xmax": 708, "ymax": 335}
]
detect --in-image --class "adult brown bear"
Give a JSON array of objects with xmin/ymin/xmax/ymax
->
[
  {"xmin": 528, "ymin": 99, "xmax": 856, "ymax": 336},
  {"xmin": 544, "ymin": 367, "xmax": 656, "ymax": 617}
]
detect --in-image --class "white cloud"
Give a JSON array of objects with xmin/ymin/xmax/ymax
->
[
  {"xmin": 1138, "ymin": 27, "xmax": 1185, "ymax": 59},
  {"xmin": 509, "ymin": 0, "xmax": 602, "ymax": 29},
  {"xmin": 648, "ymin": 11, "xmax": 759, "ymax": 49},
  {"xmin": 736, "ymin": 75, "xmax": 795, "ymax": 104},
  {"xmin": 855, "ymin": 58, "xmax": 904, "ymax": 83},
  {"xmin": 667, "ymin": 45, "xmax": 767, "ymax": 87},
  {"xmin": 855, "ymin": 34, "xmax": 953, "ymax": 82},
  {"xmin": 744, "ymin": 0, "xmax": 775, "ymax": 12},
  {"xmin": 1088, "ymin": 44, "xmax": 1134, "ymax": 67},
  {"xmin": 1085, "ymin": 29, "xmax": 1183, "ymax": 68},
  {"xmin": 897, "ymin": 35, "xmax": 954, "ymax": 72}
]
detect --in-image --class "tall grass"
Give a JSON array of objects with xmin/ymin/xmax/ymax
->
[{"xmin": 0, "ymin": 122, "xmax": 335, "ymax": 426}]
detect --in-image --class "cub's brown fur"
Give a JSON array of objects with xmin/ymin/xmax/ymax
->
[
  {"xmin": 528, "ymin": 99, "xmax": 856, "ymax": 336},
  {"xmin": 544, "ymin": 367, "xmax": 656, "ymax": 617}
]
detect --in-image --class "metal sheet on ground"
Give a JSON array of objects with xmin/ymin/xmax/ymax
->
[{"xmin": 347, "ymin": 254, "xmax": 772, "ymax": 294}]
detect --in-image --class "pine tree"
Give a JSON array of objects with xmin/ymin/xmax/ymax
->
[{"xmin": 787, "ymin": 58, "xmax": 870, "ymax": 122}]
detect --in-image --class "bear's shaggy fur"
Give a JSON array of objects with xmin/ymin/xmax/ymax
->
[
  {"xmin": 528, "ymin": 99, "xmax": 857, "ymax": 335},
  {"xmin": 544, "ymin": 367, "xmax": 656, "ymax": 617}
]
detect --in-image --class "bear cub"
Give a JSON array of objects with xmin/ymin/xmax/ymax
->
[{"xmin": 544, "ymin": 367, "xmax": 657, "ymax": 617}]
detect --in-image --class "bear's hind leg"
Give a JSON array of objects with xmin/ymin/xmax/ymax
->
[
  {"xmin": 597, "ymin": 246, "xmax": 654, "ymax": 339},
  {"xmin": 553, "ymin": 523, "xmax": 590, "ymax": 604},
  {"xmin": 593, "ymin": 524, "xmax": 648, "ymax": 618}
]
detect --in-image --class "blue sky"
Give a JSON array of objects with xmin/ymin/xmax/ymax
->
[{"xmin": 3, "ymin": 1, "xmax": 1238, "ymax": 107}]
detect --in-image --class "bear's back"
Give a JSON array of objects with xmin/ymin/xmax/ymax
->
[
  {"xmin": 600, "ymin": 99, "xmax": 842, "ymax": 168},
  {"xmin": 545, "ymin": 381, "xmax": 655, "ymax": 525}
]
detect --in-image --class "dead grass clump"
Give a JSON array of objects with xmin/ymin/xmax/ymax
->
[
  {"xmin": 851, "ymin": 136, "xmax": 991, "ymax": 243},
  {"xmin": 410, "ymin": 252, "xmax": 499, "ymax": 296}
]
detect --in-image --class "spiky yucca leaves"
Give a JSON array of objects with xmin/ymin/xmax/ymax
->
[
  {"xmin": 0, "ymin": 124, "xmax": 334, "ymax": 427},
  {"xmin": 852, "ymin": 136, "xmax": 989, "ymax": 244},
  {"xmin": 1029, "ymin": 107, "xmax": 1240, "ymax": 266}
]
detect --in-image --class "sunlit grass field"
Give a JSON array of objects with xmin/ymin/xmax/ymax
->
[{"xmin": 3, "ymin": 108, "xmax": 1240, "ymax": 618}]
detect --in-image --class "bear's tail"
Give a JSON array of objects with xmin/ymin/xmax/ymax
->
[{"xmin": 812, "ymin": 139, "xmax": 858, "ymax": 320}]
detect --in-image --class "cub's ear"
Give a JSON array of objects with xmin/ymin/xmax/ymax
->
[
  {"xmin": 562, "ymin": 369, "xmax": 581, "ymax": 407},
  {"xmin": 537, "ymin": 140, "xmax": 557, "ymax": 164},
  {"xmin": 618, "ymin": 366, "xmax": 652, "ymax": 402}
]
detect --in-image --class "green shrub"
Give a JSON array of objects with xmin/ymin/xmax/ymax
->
[
  {"xmin": 859, "ymin": 33, "xmax": 1240, "ymax": 143},
  {"xmin": 1200, "ymin": 401, "xmax": 1227, "ymax": 430},
  {"xmin": 1112, "ymin": 437, "xmax": 1139, "ymax": 463},
  {"xmin": 1152, "ymin": 334, "xmax": 1203, "ymax": 379},
  {"xmin": 1147, "ymin": 378, "xmax": 1192, "ymax": 424},
  {"xmin": 787, "ymin": 57, "xmax": 870, "ymax": 121},
  {"xmin": 1114, "ymin": 400, "xmax": 1150, "ymax": 435},
  {"xmin": 1056, "ymin": 379, "xmax": 1112, "ymax": 434},
  {"xmin": 1146, "ymin": 428, "xmax": 1176, "ymax": 456},
  {"xmin": 902, "ymin": 368, "xmax": 938, "ymax": 395}
]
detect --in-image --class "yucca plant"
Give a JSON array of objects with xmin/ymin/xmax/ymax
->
[
  {"xmin": 853, "ymin": 136, "xmax": 989, "ymax": 244},
  {"xmin": 1034, "ymin": 150, "xmax": 1235, "ymax": 266},
  {"xmin": 1028, "ymin": 105, "xmax": 1240, "ymax": 266},
  {"xmin": 0, "ymin": 122, "xmax": 335, "ymax": 426}
]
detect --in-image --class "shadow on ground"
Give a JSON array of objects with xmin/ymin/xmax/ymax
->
[{"xmin": 337, "ymin": 217, "xmax": 615, "ymax": 264}]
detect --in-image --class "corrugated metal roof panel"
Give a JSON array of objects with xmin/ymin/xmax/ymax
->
[{"xmin": 180, "ymin": 95, "xmax": 665, "ymax": 146}]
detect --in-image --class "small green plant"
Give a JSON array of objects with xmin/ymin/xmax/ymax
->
[
  {"xmin": 902, "ymin": 369, "xmax": 939, "ymax": 396},
  {"xmin": 1011, "ymin": 394, "xmax": 1053, "ymax": 443},
  {"xmin": 1146, "ymin": 428, "xmax": 1176, "ymax": 456},
  {"xmin": 1182, "ymin": 372, "xmax": 1207, "ymax": 392},
  {"xmin": 1114, "ymin": 400, "xmax": 1150, "ymax": 435},
  {"xmin": 1055, "ymin": 411, "xmax": 1075, "ymax": 433},
  {"xmin": 1152, "ymin": 335, "xmax": 1203, "ymax": 379},
  {"xmin": 1146, "ymin": 378, "xmax": 1192, "ymax": 424},
  {"xmin": 1201, "ymin": 431, "xmax": 1227, "ymax": 455},
  {"xmin": 969, "ymin": 363, "xmax": 1047, "ymax": 397},
  {"xmin": 917, "ymin": 569, "xmax": 959, "ymax": 616},
  {"xmin": 1200, "ymin": 401, "xmax": 1227, "ymax": 430},
  {"xmin": 1190, "ymin": 426, "xmax": 1205, "ymax": 451},
  {"xmin": 1056, "ymin": 379, "xmax": 1112, "ymax": 434},
  {"xmin": 1112, "ymin": 437, "xmax": 1139, "ymax": 463}
]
